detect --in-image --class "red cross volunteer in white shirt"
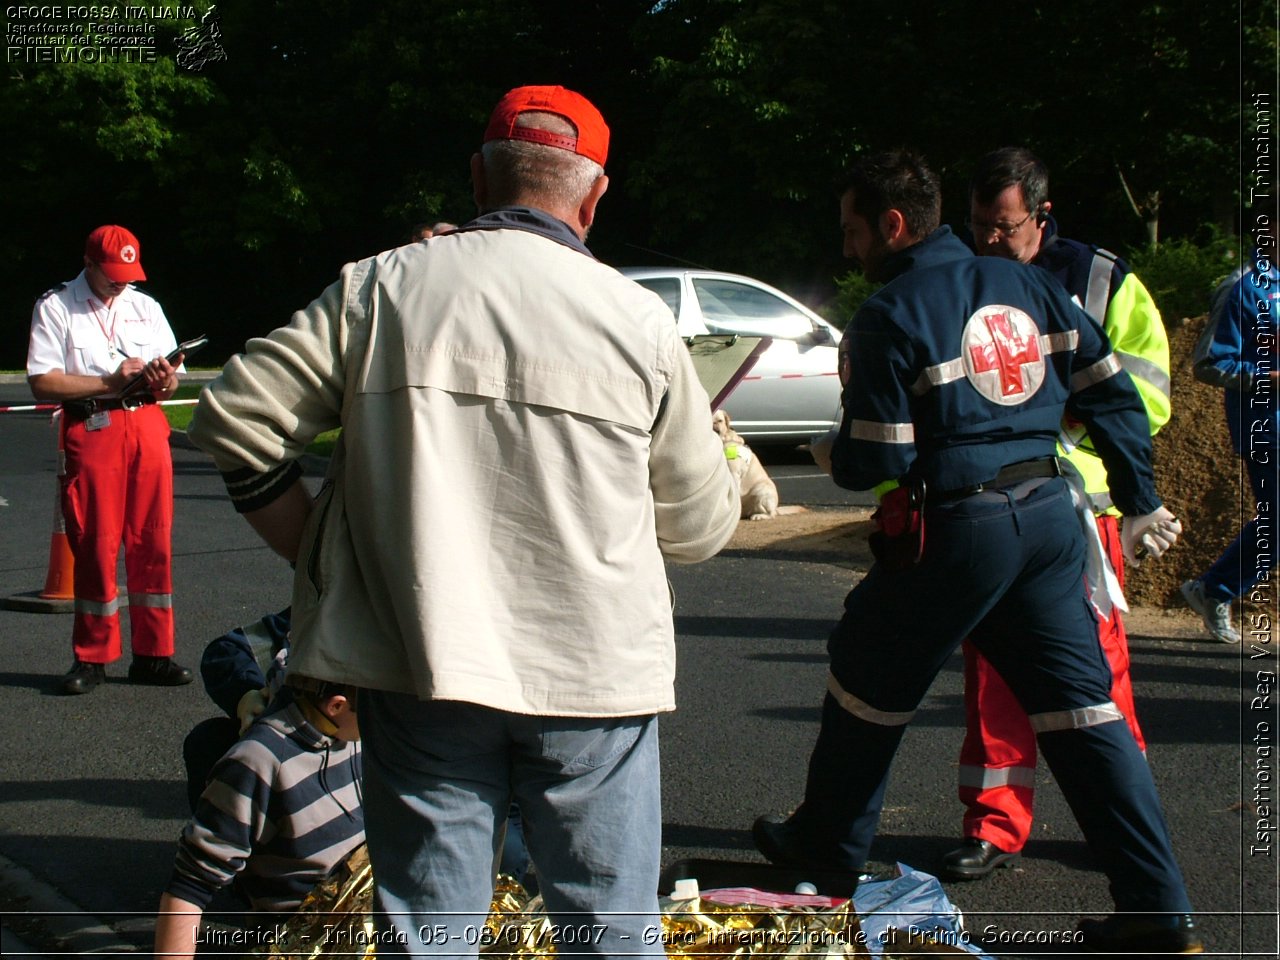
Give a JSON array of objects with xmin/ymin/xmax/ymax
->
[{"xmin": 26, "ymin": 224, "xmax": 194, "ymax": 695}]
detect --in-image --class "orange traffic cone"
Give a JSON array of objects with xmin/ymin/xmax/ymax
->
[
  {"xmin": 40, "ymin": 494, "xmax": 75, "ymax": 600},
  {"xmin": 3, "ymin": 411, "xmax": 75, "ymax": 613},
  {"xmin": 41, "ymin": 409, "xmax": 74, "ymax": 600}
]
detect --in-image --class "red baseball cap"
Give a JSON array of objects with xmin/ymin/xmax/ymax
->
[
  {"xmin": 483, "ymin": 85, "xmax": 610, "ymax": 167},
  {"xmin": 85, "ymin": 225, "xmax": 146, "ymax": 283}
]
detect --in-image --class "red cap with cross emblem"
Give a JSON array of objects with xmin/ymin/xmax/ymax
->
[
  {"xmin": 85, "ymin": 225, "xmax": 146, "ymax": 283},
  {"xmin": 483, "ymin": 85, "xmax": 609, "ymax": 167}
]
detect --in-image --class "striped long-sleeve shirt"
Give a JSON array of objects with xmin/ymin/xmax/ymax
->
[{"xmin": 167, "ymin": 698, "xmax": 364, "ymax": 911}]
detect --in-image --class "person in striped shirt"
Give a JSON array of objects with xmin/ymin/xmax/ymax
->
[{"xmin": 153, "ymin": 677, "xmax": 363, "ymax": 959}]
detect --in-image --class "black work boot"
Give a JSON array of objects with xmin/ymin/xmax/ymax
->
[
  {"xmin": 1077, "ymin": 913, "xmax": 1204, "ymax": 954},
  {"xmin": 939, "ymin": 837, "xmax": 1019, "ymax": 881},
  {"xmin": 751, "ymin": 813, "xmax": 850, "ymax": 873},
  {"xmin": 61, "ymin": 659, "xmax": 106, "ymax": 695},
  {"xmin": 128, "ymin": 655, "xmax": 194, "ymax": 686}
]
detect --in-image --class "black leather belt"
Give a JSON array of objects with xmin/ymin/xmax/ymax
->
[
  {"xmin": 935, "ymin": 457, "xmax": 1062, "ymax": 501},
  {"xmin": 63, "ymin": 394, "xmax": 157, "ymax": 420}
]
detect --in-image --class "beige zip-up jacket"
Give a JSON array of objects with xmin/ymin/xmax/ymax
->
[{"xmin": 189, "ymin": 218, "xmax": 739, "ymax": 716}]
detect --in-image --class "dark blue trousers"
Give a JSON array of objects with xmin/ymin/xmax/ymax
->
[{"xmin": 793, "ymin": 478, "xmax": 1191, "ymax": 913}]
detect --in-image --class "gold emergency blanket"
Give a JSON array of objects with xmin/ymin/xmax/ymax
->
[{"xmin": 249, "ymin": 845, "xmax": 971, "ymax": 958}]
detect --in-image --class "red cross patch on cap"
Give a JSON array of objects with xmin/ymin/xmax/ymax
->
[
  {"xmin": 85, "ymin": 225, "xmax": 146, "ymax": 283},
  {"xmin": 483, "ymin": 85, "xmax": 610, "ymax": 167}
]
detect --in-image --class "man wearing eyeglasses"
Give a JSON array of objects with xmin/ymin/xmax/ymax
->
[
  {"xmin": 943, "ymin": 146, "xmax": 1172, "ymax": 882},
  {"xmin": 754, "ymin": 148, "xmax": 1198, "ymax": 954}
]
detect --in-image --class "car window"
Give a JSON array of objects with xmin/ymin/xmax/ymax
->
[
  {"xmin": 633, "ymin": 278, "xmax": 682, "ymax": 319},
  {"xmin": 692, "ymin": 278, "xmax": 814, "ymax": 338}
]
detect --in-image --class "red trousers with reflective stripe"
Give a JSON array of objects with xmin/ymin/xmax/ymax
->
[
  {"xmin": 957, "ymin": 514, "xmax": 1146, "ymax": 852},
  {"xmin": 60, "ymin": 404, "xmax": 175, "ymax": 663}
]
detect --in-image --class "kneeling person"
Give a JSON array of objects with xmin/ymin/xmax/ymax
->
[{"xmin": 154, "ymin": 677, "xmax": 363, "ymax": 959}]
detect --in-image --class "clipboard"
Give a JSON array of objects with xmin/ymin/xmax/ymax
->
[
  {"xmin": 119, "ymin": 334, "xmax": 208, "ymax": 397},
  {"xmin": 685, "ymin": 334, "xmax": 771, "ymax": 410}
]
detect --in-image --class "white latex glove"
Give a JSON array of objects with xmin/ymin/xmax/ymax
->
[
  {"xmin": 806, "ymin": 427, "xmax": 839, "ymax": 477},
  {"xmin": 1120, "ymin": 506, "xmax": 1183, "ymax": 565},
  {"xmin": 236, "ymin": 688, "xmax": 269, "ymax": 733}
]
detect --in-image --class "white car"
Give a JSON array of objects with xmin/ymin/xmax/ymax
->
[{"xmin": 619, "ymin": 267, "xmax": 843, "ymax": 444}]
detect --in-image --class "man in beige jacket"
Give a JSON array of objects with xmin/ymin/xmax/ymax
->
[{"xmin": 184, "ymin": 85, "xmax": 738, "ymax": 958}]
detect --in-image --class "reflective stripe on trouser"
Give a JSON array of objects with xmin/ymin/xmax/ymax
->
[
  {"xmin": 61, "ymin": 404, "xmax": 175, "ymax": 663},
  {"xmin": 956, "ymin": 513, "xmax": 1147, "ymax": 852},
  {"xmin": 790, "ymin": 478, "xmax": 1189, "ymax": 911},
  {"xmin": 361, "ymin": 694, "xmax": 665, "ymax": 958}
]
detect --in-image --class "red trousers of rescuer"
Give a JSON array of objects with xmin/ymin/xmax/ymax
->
[
  {"xmin": 957, "ymin": 514, "xmax": 1146, "ymax": 853},
  {"xmin": 60, "ymin": 403, "xmax": 175, "ymax": 663}
]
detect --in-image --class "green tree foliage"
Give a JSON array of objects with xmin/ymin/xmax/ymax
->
[
  {"xmin": 627, "ymin": 0, "xmax": 1253, "ymax": 316},
  {"xmin": 1126, "ymin": 232, "xmax": 1242, "ymax": 323},
  {"xmin": 1, "ymin": 6, "xmax": 221, "ymax": 351}
]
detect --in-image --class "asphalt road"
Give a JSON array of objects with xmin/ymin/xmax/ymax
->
[{"xmin": 0, "ymin": 379, "xmax": 1275, "ymax": 957}]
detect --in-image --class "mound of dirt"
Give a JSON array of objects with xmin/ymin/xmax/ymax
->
[
  {"xmin": 728, "ymin": 312, "xmax": 1246, "ymax": 612},
  {"xmin": 1125, "ymin": 313, "xmax": 1245, "ymax": 607}
]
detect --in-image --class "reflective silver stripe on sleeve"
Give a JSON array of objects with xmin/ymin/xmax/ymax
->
[
  {"xmin": 127, "ymin": 592, "xmax": 174, "ymax": 609},
  {"xmin": 827, "ymin": 672, "xmax": 916, "ymax": 726},
  {"xmin": 1040, "ymin": 330, "xmax": 1079, "ymax": 354},
  {"xmin": 1084, "ymin": 251, "xmax": 1115, "ymax": 323},
  {"xmin": 958, "ymin": 764, "xmax": 1037, "ymax": 790},
  {"xmin": 911, "ymin": 358, "xmax": 966, "ymax": 396},
  {"xmin": 1116, "ymin": 352, "xmax": 1172, "ymax": 399},
  {"xmin": 1028, "ymin": 701, "xmax": 1125, "ymax": 733},
  {"xmin": 1070, "ymin": 354, "xmax": 1122, "ymax": 393},
  {"xmin": 848, "ymin": 419, "xmax": 915, "ymax": 444},
  {"xmin": 74, "ymin": 596, "xmax": 120, "ymax": 617},
  {"xmin": 913, "ymin": 332, "xmax": 1077, "ymax": 397}
]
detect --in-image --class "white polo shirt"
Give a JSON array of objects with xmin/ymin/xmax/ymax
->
[{"xmin": 27, "ymin": 271, "xmax": 179, "ymax": 391}]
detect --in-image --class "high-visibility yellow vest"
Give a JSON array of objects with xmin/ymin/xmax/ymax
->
[{"xmin": 1056, "ymin": 250, "xmax": 1170, "ymax": 515}]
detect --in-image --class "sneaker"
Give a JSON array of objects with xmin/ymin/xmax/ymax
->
[
  {"xmin": 1180, "ymin": 580, "xmax": 1240, "ymax": 643},
  {"xmin": 1077, "ymin": 912, "xmax": 1204, "ymax": 954},
  {"xmin": 127, "ymin": 655, "xmax": 194, "ymax": 686},
  {"xmin": 61, "ymin": 659, "xmax": 106, "ymax": 695}
]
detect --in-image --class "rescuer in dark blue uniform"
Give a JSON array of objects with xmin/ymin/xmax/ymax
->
[{"xmin": 754, "ymin": 150, "xmax": 1199, "ymax": 954}]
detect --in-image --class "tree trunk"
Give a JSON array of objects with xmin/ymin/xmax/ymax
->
[
  {"xmin": 1143, "ymin": 194, "xmax": 1160, "ymax": 249},
  {"xmin": 1116, "ymin": 165, "xmax": 1161, "ymax": 248}
]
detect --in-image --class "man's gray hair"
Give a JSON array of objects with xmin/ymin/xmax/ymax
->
[{"xmin": 480, "ymin": 112, "xmax": 604, "ymax": 211}]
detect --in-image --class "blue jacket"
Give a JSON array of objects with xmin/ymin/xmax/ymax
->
[
  {"xmin": 199, "ymin": 609, "xmax": 292, "ymax": 718},
  {"xmin": 1193, "ymin": 264, "xmax": 1280, "ymax": 454},
  {"xmin": 1035, "ymin": 219, "xmax": 1129, "ymax": 317},
  {"xmin": 832, "ymin": 227, "xmax": 1160, "ymax": 515}
]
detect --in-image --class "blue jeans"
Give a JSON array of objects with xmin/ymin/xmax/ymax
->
[
  {"xmin": 1201, "ymin": 450, "xmax": 1276, "ymax": 601},
  {"xmin": 360, "ymin": 694, "xmax": 664, "ymax": 958}
]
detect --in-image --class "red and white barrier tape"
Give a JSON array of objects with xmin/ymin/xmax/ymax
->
[{"xmin": 0, "ymin": 398, "xmax": 200, "ymax": 413}]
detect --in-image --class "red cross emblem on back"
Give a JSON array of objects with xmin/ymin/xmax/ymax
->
[{"xmin": 961, "ymin": 305, "xmax": 1046, "ymax": 406}]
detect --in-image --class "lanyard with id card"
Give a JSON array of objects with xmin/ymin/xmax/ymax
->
[{"xmin": 84, "ymin": 410, "xmax": 112, "ymax": 431}]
